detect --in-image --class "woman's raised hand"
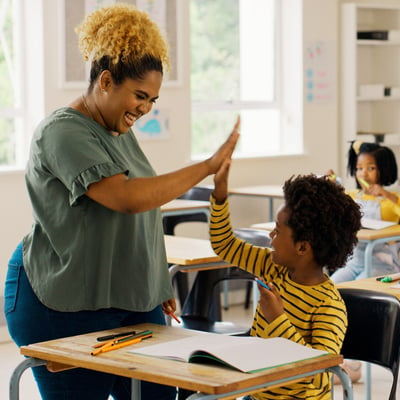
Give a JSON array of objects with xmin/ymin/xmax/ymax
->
[{"xmin": 206, "ymin": 116, "xmax": 240, "ymax": 175}]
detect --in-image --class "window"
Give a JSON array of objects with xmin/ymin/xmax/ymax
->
[
  {"xmin": 190, "ymin": 0, "xmax": 302, "ymax": 159},
  {"xmin": 0, "ymin": 0, "xmax": 43, "ymax": 170},
  {"xmin": 0, "ymin": 0, "xmax": 24, "ymax": 168}
]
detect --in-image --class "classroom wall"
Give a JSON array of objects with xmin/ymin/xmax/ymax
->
[{"xmin": 1, "ymin": 0, "xmax": 396, "ymax": 322}]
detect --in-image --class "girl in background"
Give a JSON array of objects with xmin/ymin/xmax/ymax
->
[
  {"xmin": 329, "ymin": 141, "xmax": 400, "ymax": 283},
  {"xmin": 328, "ymin": 141, "xmax": 400, "ymax": 385}
]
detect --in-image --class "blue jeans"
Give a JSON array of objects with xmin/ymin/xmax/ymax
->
[{"xmin": 4, "ymin": 242, "xmax": 176, "ymax": 400}]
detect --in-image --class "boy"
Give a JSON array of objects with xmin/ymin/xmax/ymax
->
[{"xmin": 210, "ymin": 162, "xmax": 361, "ymax": 400}]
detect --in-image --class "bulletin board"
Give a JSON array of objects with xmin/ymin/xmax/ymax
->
[{"xmin": 60, "ymin": 0, "xmax": 180, "ymax": 88}]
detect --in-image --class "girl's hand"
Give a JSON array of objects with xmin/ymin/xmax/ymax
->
[
  {"xmin": 365, "ymin": 183, "xmax": 399, "ymax": 204},
  {"xmin": 363, "ymin": 183, "xmax": 383, "ymax": 196},
  {"xmin": 325, "ymin": 169, "xmax": 336, "ymax": 181},
  {"xmin": 258, "ymin": 282, "xmax": 285, "ymax": 323}
]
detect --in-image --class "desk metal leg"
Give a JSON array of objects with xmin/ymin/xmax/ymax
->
[
  {"xmin": 328, "ymin": 366, "xmax": 353, "ymax": 400},
  {"xmin": 9, "ymin": 357, "xmax": 47, "ymax": 400},
  {"xmin": 131, "ymin": 378, "xmax": 141, "ymax": 400},
  {"xmin": 268, "ymin": 197, "xmax": 274, "ymax": 221},
  {"xmin": 365, "ymin": 363, "xmax": 371, "ymax": 400},
  {"xmin": 10, "ymin": 358, "xmax": 142, "ymax": 400},
  {"xmin": 185, "ymin": 366, "xmax": 353, "ymax": 400}
]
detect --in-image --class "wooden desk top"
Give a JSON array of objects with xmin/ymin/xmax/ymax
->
[
  {"xmin": 337, "ymin": 277, "xmax": 400, "ymax": 300},
  {"xmin": 229, "ymin": 185, "xmax": 284, "ymax": 198},
  {"xmin": 252, "ymin": 222, "xmax": 400, "ymax": 242},
  {"xmin": 251, "ymin": 222, "xmax": 275, "ymax": 231},
  {"xmin": 164, "ymin": 235, "xmax": 223, "ymax": 266},
  {"xmin": 161, "ymin": 199, "xmax": 210, "ymax": 213},
  {"xmin": 357, "ymin": 224, "xmax": 400, "ymax": 240},
  {"xmin": 20, "ymin": 323, "xmax": 343, "ymax": 397}
]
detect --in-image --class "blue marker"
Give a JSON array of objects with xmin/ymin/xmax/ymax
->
[{"xmin": 255, "ymin": 278, "xmax": 271, "ymax": 291}]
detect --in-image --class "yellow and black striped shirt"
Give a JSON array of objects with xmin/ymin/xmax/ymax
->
[{"xmin": 209, "ymin": 197, "xmax": 347, "ymax": 400}]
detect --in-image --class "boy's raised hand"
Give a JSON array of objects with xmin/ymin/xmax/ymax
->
[{"xmin": 213, "ymin": 159, "xmax": 231, "ymax": 203}]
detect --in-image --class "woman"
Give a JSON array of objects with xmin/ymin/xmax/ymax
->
[{"xmin": 4, "ymin": 4, "xmax": 239, "ymax": 400}]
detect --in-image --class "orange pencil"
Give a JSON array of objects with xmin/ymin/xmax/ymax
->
[
  {"xmin": 91, "ymin": 333, "xmax": 152, "ymax": 356},
  {"xmin": 168, "ymin": 311, "xmax": 181, "ymax": 324},
  {"xmin": 93, "ymin": 330, "xmax": 152, "ymax": 349}
]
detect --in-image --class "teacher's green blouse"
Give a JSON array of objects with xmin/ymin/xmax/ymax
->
[{"xmin": 23, "ymin": 108, "xmax": 173, "ymax": 312}]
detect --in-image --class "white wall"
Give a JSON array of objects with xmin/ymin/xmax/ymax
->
[{"xmin": 2, "ymin": 0, "xmax": 380, "ymax": 297}]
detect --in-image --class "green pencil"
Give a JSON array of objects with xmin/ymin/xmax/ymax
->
[{"xmin": 359, "ymin": 178, "xmax": 370, "ymax": 188}]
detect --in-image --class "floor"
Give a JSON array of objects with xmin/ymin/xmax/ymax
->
[{"xmin": 0, "ymin": 292, "xmax": 396, "ymax": 400}]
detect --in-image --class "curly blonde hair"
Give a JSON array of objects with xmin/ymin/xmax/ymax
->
[{"xmin": 75, "ymin": 3, "xmax": 170, "ymax": 74}]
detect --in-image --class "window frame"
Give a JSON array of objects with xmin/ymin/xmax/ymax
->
[{"xmin": 190, "ymin": 0, "xmax": 302, "ymax": 160}]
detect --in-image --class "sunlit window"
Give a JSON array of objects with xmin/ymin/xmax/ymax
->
[
  {"xmin": 190, "ymin": 0, "xmax": 302, "ymax": 159},
  {"xmin": 0, "ymin": 0, "xmax": 24, "ymax": 167}
]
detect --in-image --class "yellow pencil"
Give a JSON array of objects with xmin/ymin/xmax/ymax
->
[{"xmin": 91, "ymin": 333, "xmax": 152, "ymax": 356}]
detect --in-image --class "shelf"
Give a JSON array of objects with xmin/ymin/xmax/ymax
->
[
  {"xmin": 357, "ymin": 96, "xmax": 400, "ymax": 102},
  {"xmin": 357, "ymin": 40, "xmax": 400, "ymax": 46},
  {"xmin": 342, "ymin": 3, "xmax": 400, "ymax": 180}
]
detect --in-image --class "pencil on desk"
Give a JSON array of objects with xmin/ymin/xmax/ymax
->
[
  {"xmin": 91, "ymin": 333, "xmax": 153, "ymax": 356},
  {"xmin": 93, "ymin": 333, "xmax": 138, "ymax": 348},
  {"xmin": 380, "ymin": 272, "xmax": 400, "ymax": 283},
  {"xmin": 92, "ymin": 330, "xmax": 153, "ymax": 350},
  {"xmin": 96, "ymin": 330, "xmax": 136, "ymax": 342}
]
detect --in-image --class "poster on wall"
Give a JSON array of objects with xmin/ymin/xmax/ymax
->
[
  {"xmin": 304, "ymin": 41, "xmax": 336, "ymax": 104},
  {"xmin": 134, "ymin": 108, "xmax": 170, "ymax": 141}
]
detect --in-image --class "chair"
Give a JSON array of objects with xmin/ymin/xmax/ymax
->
[
  {"xmin": 338, "ymin": 288, "xmax": 400, "ymax": 400},
  {"xmin": 162, "ymin": 186, "xmax": 213, "ymax": 308}
]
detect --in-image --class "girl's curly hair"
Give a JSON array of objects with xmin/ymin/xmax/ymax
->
[
  {"xmin": 283, "ymin": 174, "xmax": 362, "ymax": 274},
  {"xmin": 75, "ymin": 3, "xmax": 170, "ymax": 86}
]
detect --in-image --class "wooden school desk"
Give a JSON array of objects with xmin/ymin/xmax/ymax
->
[
  {"xmin": 229, "ymin": 185, "xmax": 284, "ymax": 221},
  {"xmin": 164, "ymin": 235, "xmax": 229, "ymax": 280},
  {"xmin": 161, "ymin": 198, "xmax": 210, "ymax": 219},
  {"xmin": 357, "ymin": 224, "xmax": 400, "ymax": 276},
  {"xmin": 164, "ymin": 235, "xmax": 232, "ymax": 323},
  {"xmin": 161, "ymin": 199, "xmax": 211, "ymax": 307},
  {"xmin": 9, "ymin": 323, "xmax": 353, "ymax": 400},
  {"xmin": 251, "ymin": 223, "xmax": 400, "ymax": 278},
  {"xmin": 336, "ymin": 275, "xmax": 400, "ymax": 300}
]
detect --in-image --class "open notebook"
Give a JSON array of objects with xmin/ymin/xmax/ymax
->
[
  {"xmin": 361, "ymin": 217, "xmax": 398, "ymax": 230},
  {"xmin": 129, "ymin": 332, "xmax": 328, "ymax": 373}
]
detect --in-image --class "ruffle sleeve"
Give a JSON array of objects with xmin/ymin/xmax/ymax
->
[{"xmin": 69, "ymin": 162, "xmax": 128, "ymax": 206}]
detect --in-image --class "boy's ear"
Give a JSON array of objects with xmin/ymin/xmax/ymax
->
[{"xmin": 296, "ymin": 240, "xmax": 311, "ymax": 255}]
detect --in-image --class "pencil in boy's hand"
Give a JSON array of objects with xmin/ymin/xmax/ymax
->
[{"xmin": 255, "ymin": 278, "xmax": 271, "ymax": 291}]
